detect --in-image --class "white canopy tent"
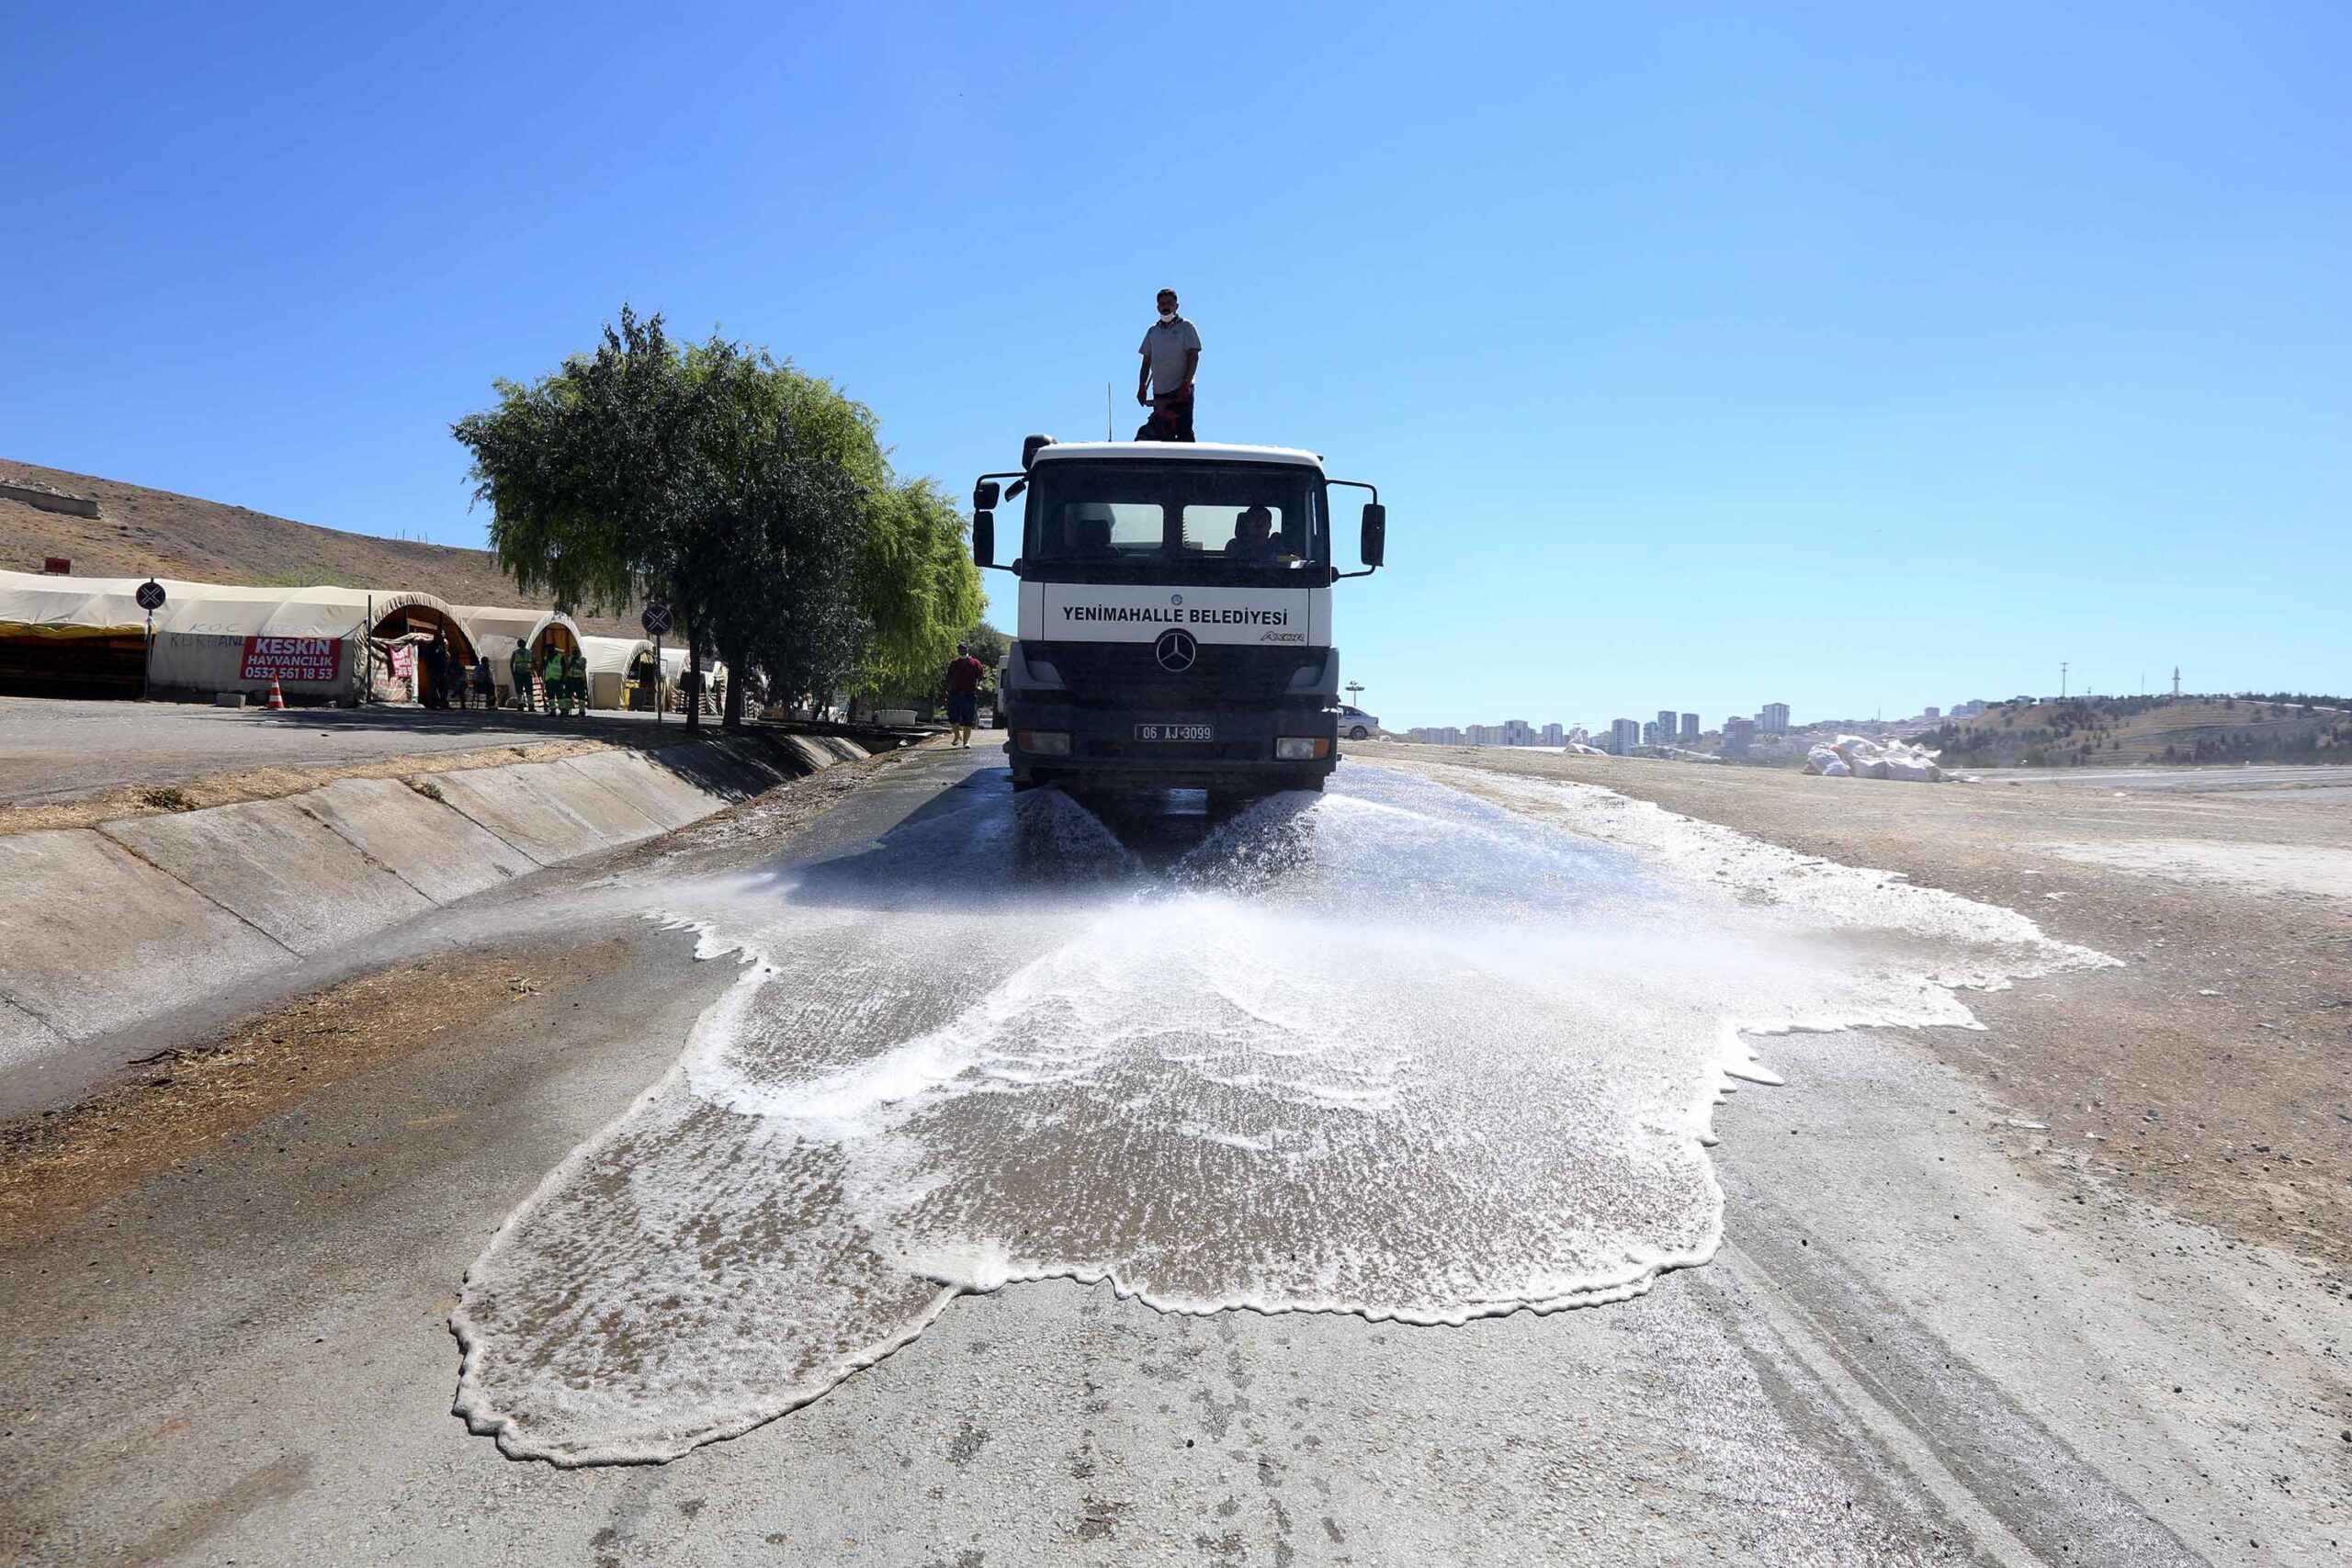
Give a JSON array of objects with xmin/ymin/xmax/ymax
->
[
  {"xmin": 452, "ymin": 606, "xmax": 583, "ymax": 702},
  {"xmin": 657, "ymin": 648, "xmax": 728, "ymax": 714},
  {"xmin": 0, "ymin": 569, "xmax": 180, "ymax": 637},
  {"xmin": 578, "ymin": 635, "xmax": 657, "ymax": 711},
  {"xmin": 0, "ymin": 570, "xmax": 201, "ymax": 694},
  {"xmin": 152, "ymin": 584, "xmax": 476, "ymax": 701},
  {"xmin": 0, "ymin": 570, "xmax": 480, "ymax": 702}
]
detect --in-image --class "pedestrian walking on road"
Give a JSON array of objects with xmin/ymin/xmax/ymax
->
[
  {"xmin": 944, "ymin": 642, "xmax": 986, "ymax": 749},
  {"xmin": 472, "ymin": 654, "xmax": 495, "ymax": 710},
  {"xmin": 1136, "ymin": 288, "xmax": 1201, "ymax": 443}
]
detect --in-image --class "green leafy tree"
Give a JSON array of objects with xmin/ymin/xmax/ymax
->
[
  {"xmin": 454, "ymin": 306, "xmax": 700, "ymax": 622},
  {"xmin": 454, "ymin": 305, "xmax": 977, "ymax": 728},
  {"xmin": 961, "ymin": 620, "xmax": 1009, "ymax": 671},
  {"xmin": 854, "ymin": 478, "xmax": 987, "ymax": 703},
  {"xmin": 675, "ymin": 340, "xmax": 873, "ymax": 728}
]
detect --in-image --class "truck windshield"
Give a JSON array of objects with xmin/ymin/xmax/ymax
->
[{"xmin": 1026, "ymin": 462, "xmax": 1326, "ymax": 578}]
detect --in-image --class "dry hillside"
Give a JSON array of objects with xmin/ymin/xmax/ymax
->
[
  {"xmin": 0, "ymin": 458, "xmax": 634, "ymax": 636},
  {"xmin": 1910, "ymin": 694, "xmax": 2352, "ymax": 767}
]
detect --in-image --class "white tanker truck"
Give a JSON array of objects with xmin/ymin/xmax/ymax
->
[{"xmin": 972, "ymin": 435, "xmax": 1385, "ymax": 803}]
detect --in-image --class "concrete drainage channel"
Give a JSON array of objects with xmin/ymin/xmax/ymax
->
[{"xmin": 0, "ymin": 733, "xmax": 869, "ymax": 1098}]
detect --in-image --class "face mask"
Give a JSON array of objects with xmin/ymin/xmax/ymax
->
[{"xmin": 1159, "ymin": 310, "xmax": 1177, "ymax": 322}]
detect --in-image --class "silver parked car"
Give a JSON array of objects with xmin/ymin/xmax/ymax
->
[{"xmin": 1336, "ymin": 704, "xmax": 1379, "ymax": 740}]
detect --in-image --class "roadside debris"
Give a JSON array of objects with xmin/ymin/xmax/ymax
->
[{"xmin": 1804, "ymin": 735, "xmax": 1950, "ymax": 782}]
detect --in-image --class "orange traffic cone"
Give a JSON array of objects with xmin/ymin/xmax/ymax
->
[{"xmin": 266, "ymin": 677, "xmax": 285, "ymax": 710}]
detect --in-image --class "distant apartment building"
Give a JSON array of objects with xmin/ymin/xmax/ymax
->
[
  {"xmin": 1679, "ymin": 713, "xmax": 1699, "ymax": 742},
  {"xmin": 1758, "ymin": 703, "xmax": 1791, "ymax": 736},
  {"xmin": 1656, "ymin": 710, "xmax": 1676, "ymax": 745},
  {"xmin": 1609, "ymin": 718, "xmax": 1641, "ymax": 755},
  {"xmin": 1954, "ymin": 698, "xmax": 1988, "ymax": 717},
  {"xmin": 1641, "ymin": 721, "xmax": 1660, "ymax": 747},
  {"xmin": 1922, "ymin": 705, "xmax": 1940, "ymax": 721},
  {"xmin": 1541, "ymin": 722, "xmax": 1564, "ymax": 746},
  {"xmin": 1503, "ymin": 719, "xmax": 1533, "ymax": 747},
  {"xmin": 1724, "ymin": 716, "xmax": 1758, "ymax": 756}
]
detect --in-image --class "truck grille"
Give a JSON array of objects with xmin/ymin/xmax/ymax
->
[{"xmin": 1035, "ymin": 642, "xmax": 1317, "ymax": 707}]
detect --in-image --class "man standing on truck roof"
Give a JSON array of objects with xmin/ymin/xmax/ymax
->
[{"xmin": 1136, "ymin": 288, "xmax": 1200, "ymax": 443}]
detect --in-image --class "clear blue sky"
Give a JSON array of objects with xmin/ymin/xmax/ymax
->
[{"xmin": 6, "ymin": 2, "xmax": 2345, "ymax": 729}]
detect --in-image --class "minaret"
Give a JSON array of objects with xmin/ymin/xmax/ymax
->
[{"xmin": 2172, "ymin": 666, "xmax": 2181, "ymax": 698}]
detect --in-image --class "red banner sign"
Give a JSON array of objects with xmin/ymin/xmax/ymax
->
[{"xmin": 241, "ymin": 636, "xmax": 342, "ymax": 683}]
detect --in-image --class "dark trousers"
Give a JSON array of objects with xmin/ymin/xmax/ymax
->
[{"xmin": 1136, "ymin": 388, "xmax": 1195, "ymax": 443}]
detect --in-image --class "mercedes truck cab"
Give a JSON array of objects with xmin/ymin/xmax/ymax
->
[{"xmin": 972, "ymin": 436, "xmax": 1385, "ymax": 800}]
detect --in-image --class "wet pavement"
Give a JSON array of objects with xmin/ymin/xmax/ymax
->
[{"xmin": 2, "ymin": 744, "xmax": 2343, "ymax": 1564}]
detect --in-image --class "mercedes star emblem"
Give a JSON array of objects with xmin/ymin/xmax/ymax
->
[{"xmin": 1154, "ymin": 627, "xmax": 1198, "ymax": 673}]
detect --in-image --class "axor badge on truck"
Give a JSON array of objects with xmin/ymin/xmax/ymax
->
[{"xmin": 972, "ymin": 437, "xmax": 1385, "ymax": 801}]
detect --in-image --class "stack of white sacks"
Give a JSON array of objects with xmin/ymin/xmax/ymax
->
[{"xmin": 1803, "ymin": 734, "xmax": 1949, "ymax": 782}]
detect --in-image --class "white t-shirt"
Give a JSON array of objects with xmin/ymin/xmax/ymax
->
[{"xmin": 1139, "ymin": 316, "xmax": 1202, "ymax": 394}]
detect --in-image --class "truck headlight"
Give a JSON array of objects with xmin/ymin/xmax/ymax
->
[
  {"xmin": 1019, "ymin": 729, "xmax": 1072, "ymax": 756},
  {"xmin": 1274, "ymin": 737, "xmax": 1329, "ymax": 761}
]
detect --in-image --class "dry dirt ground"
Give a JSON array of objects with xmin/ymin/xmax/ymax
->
[
  {"xmin": 1383, "ymin": 745, "xmax": 2352, "ymax": 1292},
  {"xmin": 0, "ymin": 734, "xmax": 616, "ymax": 834},
  {"xmin": 0, "ymin": 746, "xmax": 908, "ymax": 1249}
]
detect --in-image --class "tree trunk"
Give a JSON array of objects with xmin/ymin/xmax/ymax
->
[{"xmin": 718, "ymin": 633, "xmax": 745, "ymax": 730}]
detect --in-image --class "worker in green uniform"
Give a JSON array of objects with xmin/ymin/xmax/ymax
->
[
  {"xmin": 566, "ymin": 647, "xmax": 591, "ymax": 715},
  {"xmin": 541, "ymin": 644, "xmax": 568, "ymax": 716},
  {"xmin": 509, "ymin": 641, "xmax": 536, "ymax": 711}
]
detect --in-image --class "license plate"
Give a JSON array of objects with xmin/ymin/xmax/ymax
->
[{"xmin": 1134, "ymin": 723, "xmax": 1213, "ymax": 742}]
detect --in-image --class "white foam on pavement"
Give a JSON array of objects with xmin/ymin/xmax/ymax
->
[{"xmin": 453, "ymin": 766, "xmax": 2111, "ymax": 1464}]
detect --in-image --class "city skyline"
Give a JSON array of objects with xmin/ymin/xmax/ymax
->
[{"xmin": 1402, "ymin": 694, "xmax": 2019, "ymax": 755}]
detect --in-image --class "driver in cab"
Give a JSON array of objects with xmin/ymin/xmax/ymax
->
[{"xmin": 1224, "ymin": 504, "xmax": 1283, "ymax": 562}]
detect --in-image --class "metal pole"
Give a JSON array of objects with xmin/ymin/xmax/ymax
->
[
  {"xmin": 653, "ymin": 633, "xmax": 662, "ymax": 727},
  {"xmin": 142, "ymin": 612, "xmax": 153, "ymax": 701}
]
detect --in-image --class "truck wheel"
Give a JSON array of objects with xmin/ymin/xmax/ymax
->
[{"xmin": 1011, "ymin": 772, "xmax": 1037, "ymax": 794}]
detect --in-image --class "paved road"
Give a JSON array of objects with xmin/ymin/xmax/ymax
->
[
  {"xmin": 2, "ymin": 747, "xmax": 2339, "ymax": 1563},
  {"xmin": 1994, "ymin": 761, "xmax": 2352, "ymax": 798}
]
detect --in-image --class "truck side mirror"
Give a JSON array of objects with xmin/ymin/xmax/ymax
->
[
  {"xmin": 972, "ymin": 510, "xmax": 995, "ymax": 568},
  {"xmin": 1360, "ymin": 502, "xmax": 1386, "ymax": 570},
  {"xmin": 1021, "ymin": 434, "xmax": 1054, "ymax": 469},
  {"xmin": 973, "ymin": 479, "xmax": 1001, "ymax": 511}
]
